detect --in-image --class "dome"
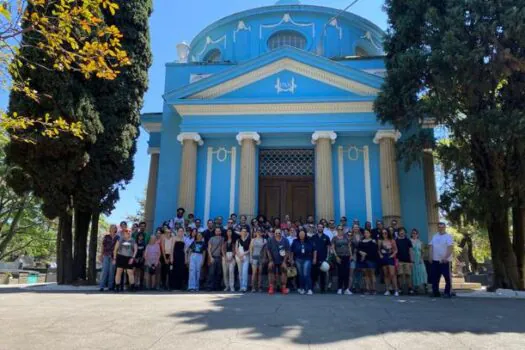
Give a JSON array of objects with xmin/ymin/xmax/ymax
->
[
  {"xmin": 189, "ymin": 4, "xmax": 384, "ymax": 63},
  {"xmin": 275, "ymin": 0, "xmax": 301, "ymax": 5}
]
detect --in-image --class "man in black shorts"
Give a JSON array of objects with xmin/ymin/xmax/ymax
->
[{"xmin": 266, "ymin": 229, "xmax": 290, "ymax": 295}]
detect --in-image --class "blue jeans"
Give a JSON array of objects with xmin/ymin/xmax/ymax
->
[
  {"xmin": 431, "ymin": 261, "xmax": 451, "ymax": 296},
  {"xmin": 188, "ymin": 253, "xmax": 203, "ymax": 290},
  {"xmin": 296, "ymin": 259, "xmax": 312, "ymax": 291},
  {"xmin": 99, "ymin": 255, "xmax": 116, "ymax": 289},
  {"xmin": 238, "ymin": 255, "xmax": 250, "ymax": 290}
]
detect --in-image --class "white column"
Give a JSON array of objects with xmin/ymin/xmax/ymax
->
[
  {"xmin": 177, "ymin": 132, "xmax": 203, "ymax": 214},
  {"xmin": 312, "ymin": 131, "xmax": 337, "ymax": 221},
  {"xmin": 144, "ymin": 148, "xmax": 160, "ymax": 230},
  {"xmin": 374, "ymin": 130, "xmax": 402, "ymax": 226},
  {"xmin": 236, "ymin": 132, "xmax": 260, "ymax": 219}
]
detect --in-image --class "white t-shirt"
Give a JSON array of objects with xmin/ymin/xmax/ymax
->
[
  {"xmin": 323, "ymin": 228, "xmax": 336, "ymax": 241},
  {"xmin": 429, "ymin": 233, "xmax": 454, "ymax": 261}
]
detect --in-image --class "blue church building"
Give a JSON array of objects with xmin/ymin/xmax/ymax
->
[{"xmin": 141, "ymin": 0, "xmax": 439, "ymax": 241}]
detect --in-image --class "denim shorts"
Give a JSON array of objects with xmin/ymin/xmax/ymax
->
[{"xmin": 357, "ymin": 260, "xmax": 376, "ymax": 269}]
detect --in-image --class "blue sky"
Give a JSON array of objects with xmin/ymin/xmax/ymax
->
[{"xmin": 0, "ymin": 0, "xmax": 388, "ymax": 224}]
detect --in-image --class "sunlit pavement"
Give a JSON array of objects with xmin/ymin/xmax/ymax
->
[{"xmin": 1, "ymin": 290, "xmax": 524, "ymax": 349}]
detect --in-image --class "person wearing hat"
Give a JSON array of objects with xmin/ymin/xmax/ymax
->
[
  {"xmin": 310, "ymin": 223, "xmax": 331, "ymax": 293},
  {"xmin": 266, "ymin": 229, "xmax": 290, "ymax": 294}
]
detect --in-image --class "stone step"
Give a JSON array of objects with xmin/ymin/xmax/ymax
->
[{"xmin": 441, "ymin": 281, "xmax": 482, "ymax": 290}]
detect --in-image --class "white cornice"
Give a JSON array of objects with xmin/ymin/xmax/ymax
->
[
  {"xmin": 188, "ymin": 58, "xmax": 379, "ymax": 99},
  {"xmin": 311, "ymin": 131, "xmax": 337, "ymax": 144},
  {"xmin": 373, "ymin": 130, "xmax": 401, "ymax": 144},
  {"xmin": 177, "ymin": 132, "xmax": 204, "ymax": 146},
  {"xmin": 236, "ymin": 132, "xmax": 261, "ymax": 145},
  {"xmin": 147, "ymin": 147, "xmax": 160, "ymax": 155},
  {"xmin": 174, "ymin": 101, "xmax": 374, "ymax": 116},
  {"xmin": 142, "ymin": 122, "xmax": 162, "ymax": 133}
]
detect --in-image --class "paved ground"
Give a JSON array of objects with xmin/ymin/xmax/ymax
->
[{"xmin": 1, "ymin": 289, "xmax": 525, "ymax": 350}]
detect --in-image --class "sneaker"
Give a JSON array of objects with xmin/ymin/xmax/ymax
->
[
  {"xmin": 384, "ymin": 290, "xmax": 391, "ymax": 296},
  {"xmin": 307, "ymin": 289, "xmax": 313, "ymax": 295},
  {"xmin": 268, "ymin": 285, "xmax": 275, "ymax": 295},
  {"xmin": 298, "ymin": 289, "xmax": 305, "ymax": 295},
  {"xmin": 344, "ymin": 289, "xmax": 353, "ymax": 295},
  {"xmin": 408, "ymin": 289, "xmax": 415, "ymax": 295},
  {"xmin": 224, "ymin": 287, "xmax": 230, "ymax": 292},
  {"xmin": 99, "ymin": 288, "xmax": 104, "ymax": 292},
  {"xmin": 394, "ymin": 291, "xmax": 399, "ymax": 297},
  {"xmin": 281, "ymin": 287, "xmax": 289, "ymax": 295},
  {"xmin": 337, "ymin": 289, "xmax": 343, "ymax": 295}
]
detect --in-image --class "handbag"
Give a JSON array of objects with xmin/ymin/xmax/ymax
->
[{"xmin": 287, "ymin": 266, "xmax": 297, "ymax": 278}]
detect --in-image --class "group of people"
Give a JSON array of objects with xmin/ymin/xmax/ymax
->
[{"xmin": 98, "ymin": 207, "xmax": 454, "ymax": 298}]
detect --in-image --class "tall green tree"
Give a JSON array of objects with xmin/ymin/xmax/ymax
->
[
  {"xmin": 74, "ymin": 0, "xmax": 152, "ymax": 282},
  {"xmin": 375, "ymin": 0, "xmax": 525, "ymax": 289}
]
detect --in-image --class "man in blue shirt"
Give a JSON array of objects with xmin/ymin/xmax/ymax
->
[{"xmin": 311, "ymin": 224, "xmax": 331, "ymax": 293}]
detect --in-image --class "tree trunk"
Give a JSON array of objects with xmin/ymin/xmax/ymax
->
[
  {"xmin": 57, "ymin": 211, "xmax": 73, "ymax": 284},
  {"xmin": 487, "ymin": 209, "xmax": 520, "ymax": 290},
  {"xmin": 87, "ymin": 211, "xmax": 100, "ymax": 284},
  {"xmin": 512, "ymin": 205, "xmax": 525, "ymax": 290},
  {"xmin": 73, "ymin": 208, "xmax": 91, "ymax": 281}
]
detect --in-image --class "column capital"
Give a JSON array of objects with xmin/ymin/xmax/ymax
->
[
  {"xmin": 373, "ymin": 130, "xmax": 401, "ymax": 144},
  {"xmin": 236, "ymin": 132, "xmax": 261, "ymax": 146},
  {"xmin": 177, "ymin": 132, "xmax": 203, "ymax": 146},
  {"xmin": 311, "ymin": 131, "xmax": 337, "ymax": 145},
  {"xmin": 147, "ymin": 147, "xmax": 160, "ymax": 155}
]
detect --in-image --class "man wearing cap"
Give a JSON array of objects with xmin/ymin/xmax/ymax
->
[
  {"xmin": 266, "ymin": 229, "xmax": 290, "ymax": 294},
  {"xmin": 311, "ymin": 223, "xmax": 331, "ymax": 293}
]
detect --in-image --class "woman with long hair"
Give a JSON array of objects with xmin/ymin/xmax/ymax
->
[
  {"xmin": 144, "ymin": 235, "xmax": 161, "ymax": 290},
  {"xmin": 378, "ymin": 228, "xmax": 399, "ymax": 296},
  {"xmin": 332, "ymin": 225, "xmax": 352, "ymax": 295},
  {"xmin": 170, "ymin": 228, "xmax": 186, "ymax": 290},
  {"xmin": 290, "ymin": 229, "xmax": 315, "ymax": 295},
  {"xmin": 133, "ymin": 232, "xmax": 146, "ymax": 290},
  {"xmin": 236, "ymin": 228, "xmax": 251, "ymax": 292},
  {"xmin": 113, "ymin": 228, "xmax": 137, "ymax": 292},
  {"xmin": 160, "ymin": 228, "xmax": 175, "ymax": 290},
  {"xmin": 357, "ymin": 228, "xmax": 378, "ymax": 294},
  {"xmin": 410, "ymin": 228, "xmax": 428, "ymax": 293},
  {"xmin": 222, "ymin": 228, "xmax": 236, "ymax": 292},
  {"xmin": 249, "ymin": 229, "xmax": 266, "ymax": 292},
  {"xmin": 187, "ymin": 232, "xmax": 206, "ymax": 292}
]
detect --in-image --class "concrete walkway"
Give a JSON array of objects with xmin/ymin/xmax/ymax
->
[{"xmin": 1, "ymin": 289, "xmax": 525, "ymax": 349}]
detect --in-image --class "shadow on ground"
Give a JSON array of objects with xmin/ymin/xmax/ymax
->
[{"xmin": 167, "ymin": 293, "xmax": 525, "ymax": 346}]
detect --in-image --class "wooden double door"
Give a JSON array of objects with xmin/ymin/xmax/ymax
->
[{"xmin": 259, "ymin": 177, "xmax": 315, "ymax": 222}]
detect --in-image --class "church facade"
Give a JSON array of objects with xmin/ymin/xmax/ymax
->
[{"xmin": 141, "ymin": 0, "xmax": 439, "ymax": 241}]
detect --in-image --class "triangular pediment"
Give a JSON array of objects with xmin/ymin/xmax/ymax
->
[{"xmin": 165, "ymin": 47, "xmax": 383, "ymax": 103}]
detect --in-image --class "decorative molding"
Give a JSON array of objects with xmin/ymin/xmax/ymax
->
[
  {"xmin": 190, "ymin": 73, "xmax": 213, "ymax": 84},
  {"xmin": 339, "ymin": 145, "xmax": 373, "ymax": 223},
  {"xmin": 177, "ymin": 132, "xmax": 204, "ymax": 146},
  {"xmin": 328, "ymin": 18, "xmax": 343, "ymax": 40},
  {"xmin": 311, "ymin": 131, "xmax": 337, "ymax": 145},
  {"xmin": 175, "ymin": 101, "xmax": 374, "ymax": 116},
  {"xmin": 259, "ymin": 13, "xmax": 315, "ymax": 39},
  {"xmin": 142, "ymin": 122, "xmax": 162, "ymax": 133},
  {"xmin": 233, "ymin": 20, "xmax": 251, "ymax": 43},
  {"xmin": 197, "ymin": 35, "xmax": 227, "ymax": 59},
  {"xmin": 363, "ymin": 145, "xmax": 372, "ymax": 223},
  {"xmin": 229, "ymin": 146, "xmax": 237, "ymax": 216},
  {"xmin": 361, "ymin": 31, "xmax": 382, "ymax": 51},
  {"xmin": 204, "ymin": 147, "xmax": 213, "ymax": 223},
  {"xmin": 275, "ymin": 76, "xmax": 297, "ymax": 94},
  {"xmin": 236, "ymin": 132, "xmax": 261, "ymax": 145},
  {"xmin": 188, "ymin": 58, "xmax": 379, "ymax": 99},
  {"xmin": 147, "ymin": 147, "xmax": 160, "ymax": 155},
  {"xmin": 363, "ymin": 69, "xmax": 386, "ymax": 77},
  {"xmin": 373, "ymin": 130, "xmax": 401, "ymax": 144},
  {"xmin": 337, "ymin": 146, "xmax": 346, "ymax": 218}
]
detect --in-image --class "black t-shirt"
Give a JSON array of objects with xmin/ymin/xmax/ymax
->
[
  {"xmin": 311, "ymin": 233, "xmax": 331, "ymax": 261},
  {"xmin": 371, "ymin": 228, "xmax": 382, "ymax": 241},
  {"xmin": 396, "ymin": 237, "xmax": 413, "ymax": 263},
  {"xmin": 357, "ymin": 240, "xmax": 378, "ymax": 262},
  {"xmin": 203, "ymin": 229, "xmax": 215, "ymax": 246}
]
